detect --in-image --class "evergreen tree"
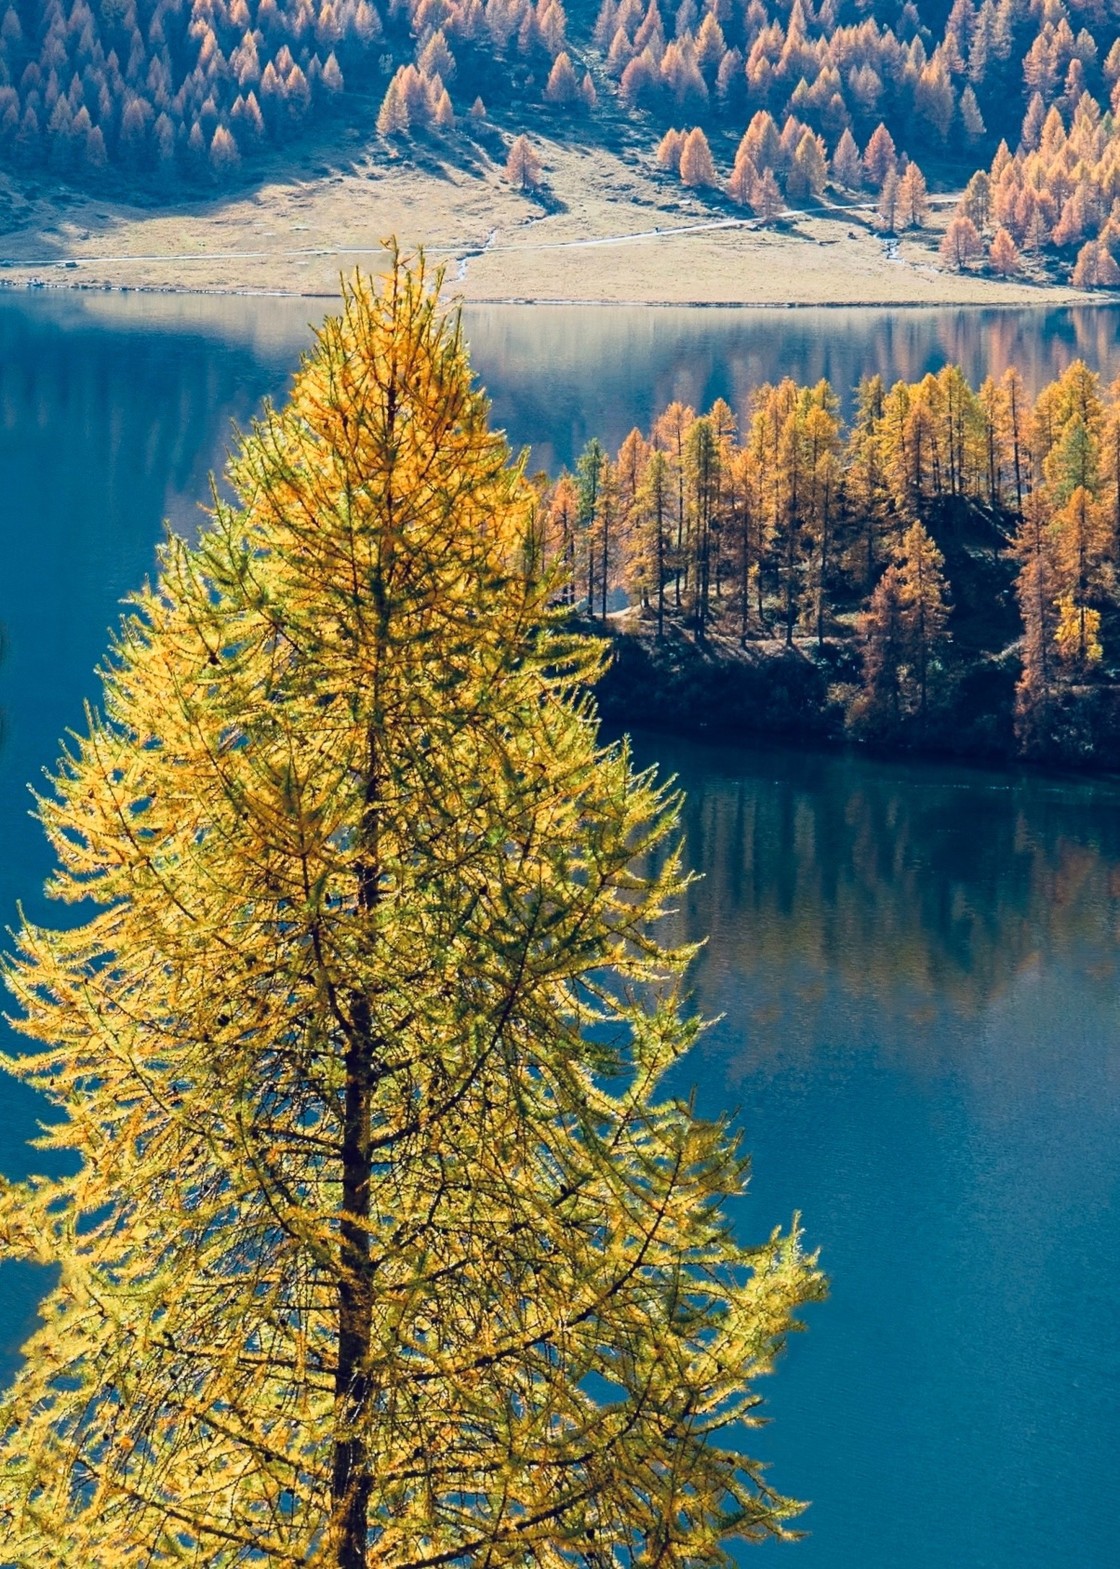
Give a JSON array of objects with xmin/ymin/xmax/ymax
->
[{"xmin": 0, "ymin": 257, "xmax": 821, "ymax": 1566}]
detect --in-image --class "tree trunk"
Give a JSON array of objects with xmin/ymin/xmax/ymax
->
[
  {"xmin": 656, "ymin": 492, "xmax": 665, "ymax": 639},
  {"xmin": 331, "ymin": 732, "xmax": 380, "ymax": 1567}
]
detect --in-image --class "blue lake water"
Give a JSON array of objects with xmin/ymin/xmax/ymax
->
[{"xmin": 0, "ymin": 291, "xmax": 1117, "ymax": 1566}]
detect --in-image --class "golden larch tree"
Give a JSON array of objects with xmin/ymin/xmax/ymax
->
[
  {"xmin": 678, "ymin": 125, "xmax": 716, "ymax": 186},
  {"xmin": 0, "ymin": 257, "xmax": 822, "ymax": 1567},
  {"xmin": 504, "ymin": 132, "xmax": 542, "ymax": 189}
]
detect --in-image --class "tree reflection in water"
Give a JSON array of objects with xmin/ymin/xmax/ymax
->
[{"xmin": 631, "ymin": 732, "xmax": 1120, "ymax": 1085}]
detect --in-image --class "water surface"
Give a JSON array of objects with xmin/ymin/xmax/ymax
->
[{"xmin": 634, "ymin": 734, "xmax": 1120, "ymax": 1569}]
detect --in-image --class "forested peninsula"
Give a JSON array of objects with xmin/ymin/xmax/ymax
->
[{"xmin": 536, "ymin": 355, "xmax": 1120, "ymax": 770}]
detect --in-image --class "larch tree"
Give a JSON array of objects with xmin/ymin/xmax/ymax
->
[
  {"xmin": 640, "ymin": 447, "xmax": 672, "ymax": 637},
  {"xmin": 652, "ymin": 401, "xmax": 695, "ymax": 611},
  {"xmin": 1050, "ymin": 483, "xmax": 1112, "ymax": 665},
  {"xmin": 727, "ymin": 148, "xmax": 758, "ymax": 205},
  {"xmin": 897, "ymin": 162, "xmax": 929, "ymax": 228},
  {"xmin": 845, "ymin": 374, "xmax": 891, "ymax": 589},
  {"xmin": 939, "ymin": 214, "xmax": 983, "ymax": 270},
  {"xmin": 655, "ymin": 126, "xmax": 686, "ymax": 170},
  {"xmin": 504, "ymin": 132, "xmax": 543, "ymax": 190},
  {"xmin": 620, "ymin": 445, "xmax": 659, "ymax": 625},
  {"xmin": 801, "ymin": 390, "xmax": 843, "ymax": 648},
  {"xmin": 853, "ymin": 562, "xmax": 907, "ymax": 735},
  {"xmin": 989, "ymin": 226, "xmax": 1020, "ymax": 275},
  {"xmin": 895, "ymin": 519, "xmax": 952, "ymax": 724},
  {"xmin": 831, "ymin": 126, "xmax": 862, "ymax": 188},
  {"xmin": 575, "ymin": 435, "xmax": 608, "ymax": 615},
  {"xmin": 1014, "ymin": 495, "xmax": 1061, "ymax": 752},
  {"xmin": 762, "ymin": 380, "xmax": 810, "ymax": 648},
  {"xmin": 678, "ymin": 125, "xmax": 716, "ymax": 187},
  {"xmin": 862, "ymin": 122, "xmax": 896, "ymax": 186},
  {"xmin": 546, "ymin": 470, "xmax": 580, "ymax": 603},
  {"xmin": 752, "ymin": 167, "xmax": 784, "ymax": 222},
  {"xmin": 959, "ymin": 170, "xmax": 992, "ymax": 232},
  {"xmin": 686, "ymin": 415, "xmax": 721, "ymax": 636},
  {"xmin": 544, "ymin": 50, "xmax": 579, "ymax": 103},
  {"xmin": 0, "ymin": 257, "xmax": 822, "ymax": 1567},
  {"xmin": 876, "ymin": 168, "xmax": 901, "ymax": 231},
  {"xmin": 728, "ymin": 443, "xmax": 764, "ymax": 644}
]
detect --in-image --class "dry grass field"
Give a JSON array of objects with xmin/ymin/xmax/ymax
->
[{"xmin": 0, "ymin": 133, "xmax": 1090, "ymax": 306}]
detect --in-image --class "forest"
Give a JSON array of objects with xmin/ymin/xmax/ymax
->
[
  {"xmin": 7, "ymin": 0, "xmax": 1120, "ymax": 278},
  {"xmin": 531, "ymin": 354, "xmax": 1120, "ymax": 766}
]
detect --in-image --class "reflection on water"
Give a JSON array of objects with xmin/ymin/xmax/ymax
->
[
  {"xmin": 628, "ymin": 731, "xmax": 1120, "ymax": 1569},
  {"xmin": 650, "ymin": 737, "xmax": 1120, "ymax": 1072},
  {"xmin": 4, "ymin": 293, "xmax": 1120, "ymax": 474},
  {"xmin": 465, "ymin": 300, "xmax": 1120, "ymax": 469}
]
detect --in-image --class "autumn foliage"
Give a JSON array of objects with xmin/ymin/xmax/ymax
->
[
  {"xmin": 17, "ymin": 0, "xmax": 1120, "ymax": 205},
  {"xmin": 533, "ymin": 355, "xmax": 1120, "ymax": 759},
  {"xmin": 0, "ymin": 256, "xmax": 823, "ymax": 1564}
]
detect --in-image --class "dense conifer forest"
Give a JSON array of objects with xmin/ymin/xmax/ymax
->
[
  {"xmin": 535, "ymin": 355, "xmax": 1120, "ymax": 767},
  {"xmin": 6, "ymin": 0, "xmax": 1120, "ymax": 272}
]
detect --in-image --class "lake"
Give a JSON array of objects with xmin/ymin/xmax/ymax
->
[{"xmin": 0, "ymin": 290, "xmax": 1118, "ymax": 1567}]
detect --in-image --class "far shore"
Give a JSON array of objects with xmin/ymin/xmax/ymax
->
[{"xmin": 0, "ymin": 135, "xmax": 1099, "ymax": 309}]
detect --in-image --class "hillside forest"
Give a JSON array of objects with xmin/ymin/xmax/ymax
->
[
  {"xmin": 6, "ymin": 1, "xmax": 1120, "ymax": 278},
  {"xmin": 535, "ymin": 355, "xmax": 1120, "ymax": 766}
]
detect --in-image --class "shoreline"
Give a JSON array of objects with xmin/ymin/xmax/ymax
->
[
  {"xmin": 4, "ymin": 282, "xmax": 1098, "ymax": 309},
  {"xmin": 595, "ymin": 623, "xmax": 1120, "ymax": 780},
  {"xmin": 0, "ymin": 274, "xmax": 1101, "ymax": 310}
]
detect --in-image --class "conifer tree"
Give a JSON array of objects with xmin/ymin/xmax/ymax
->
[
  {"xmin": 832, "ymin": 125, "xmax": 862, "ymax": 187},
  {"xmin": 686, "ymin": 415, "xmax": 721, "ymax": 636},
  {"xmin": 679, "ymin": 124, "xmax": 716, "ymax": 186},
  {"xmin": 897, "ymin": 162, "xmax": 929, "ymax": 227},
  {"xmin": 546, "ymin": 469, "xmax": 580, "ymax": 602},
  {"xmin": 630, "ymin": 447, "xmax": 672, "ymax": 636},
  {"xmin": 505, "ymin": 131, "xmax": 543, "ymax": 189},
  {"xmin": 576, "ymin": 435, "xmax": 608, "ymax": 614},
  {"xmin": 846, "ymin": 374, "xmax": 890, "ymax": 588},
  {"xmin": 939, "ymin": 213, "xmax": 983, "ymax": 270},
  {"xmin": 652, "ymin": 401, "xmax": 695, "ymax": 611},
  {"xmin": 1050, "ymin": 483, "xmax": 1112, "ymax": 664},
  {"xmin": 877, "ymin": 168, "xmax": 900, "ymax": 231},
  {"xmin": 1014, "ymin": 495, "xmax": 1060, "ymax": 752},
  {"xmin": 852, "ymin": 524, "xmax": 950, "ymax": 735},
  {"xmin": 753, "ymin": 166, "xmax": 784, "ymax": 221},
  {"xmin": 0, "ymin": 257, "xmax": 821, "ymax": 1566},
  {"xmin": 853, "ymin": 562, "xmax": 907, "ymax": 734},
  {"xmin": 801, "ymin": 389, "xmax": 842, "ymax": 646},
  {"xmin": 895, "ymin": 519, "xmax": 951, "ymax": 723},
  {"xmin": 989, "ymin": 226, "xmax": 1020, "ymax": 275}
]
